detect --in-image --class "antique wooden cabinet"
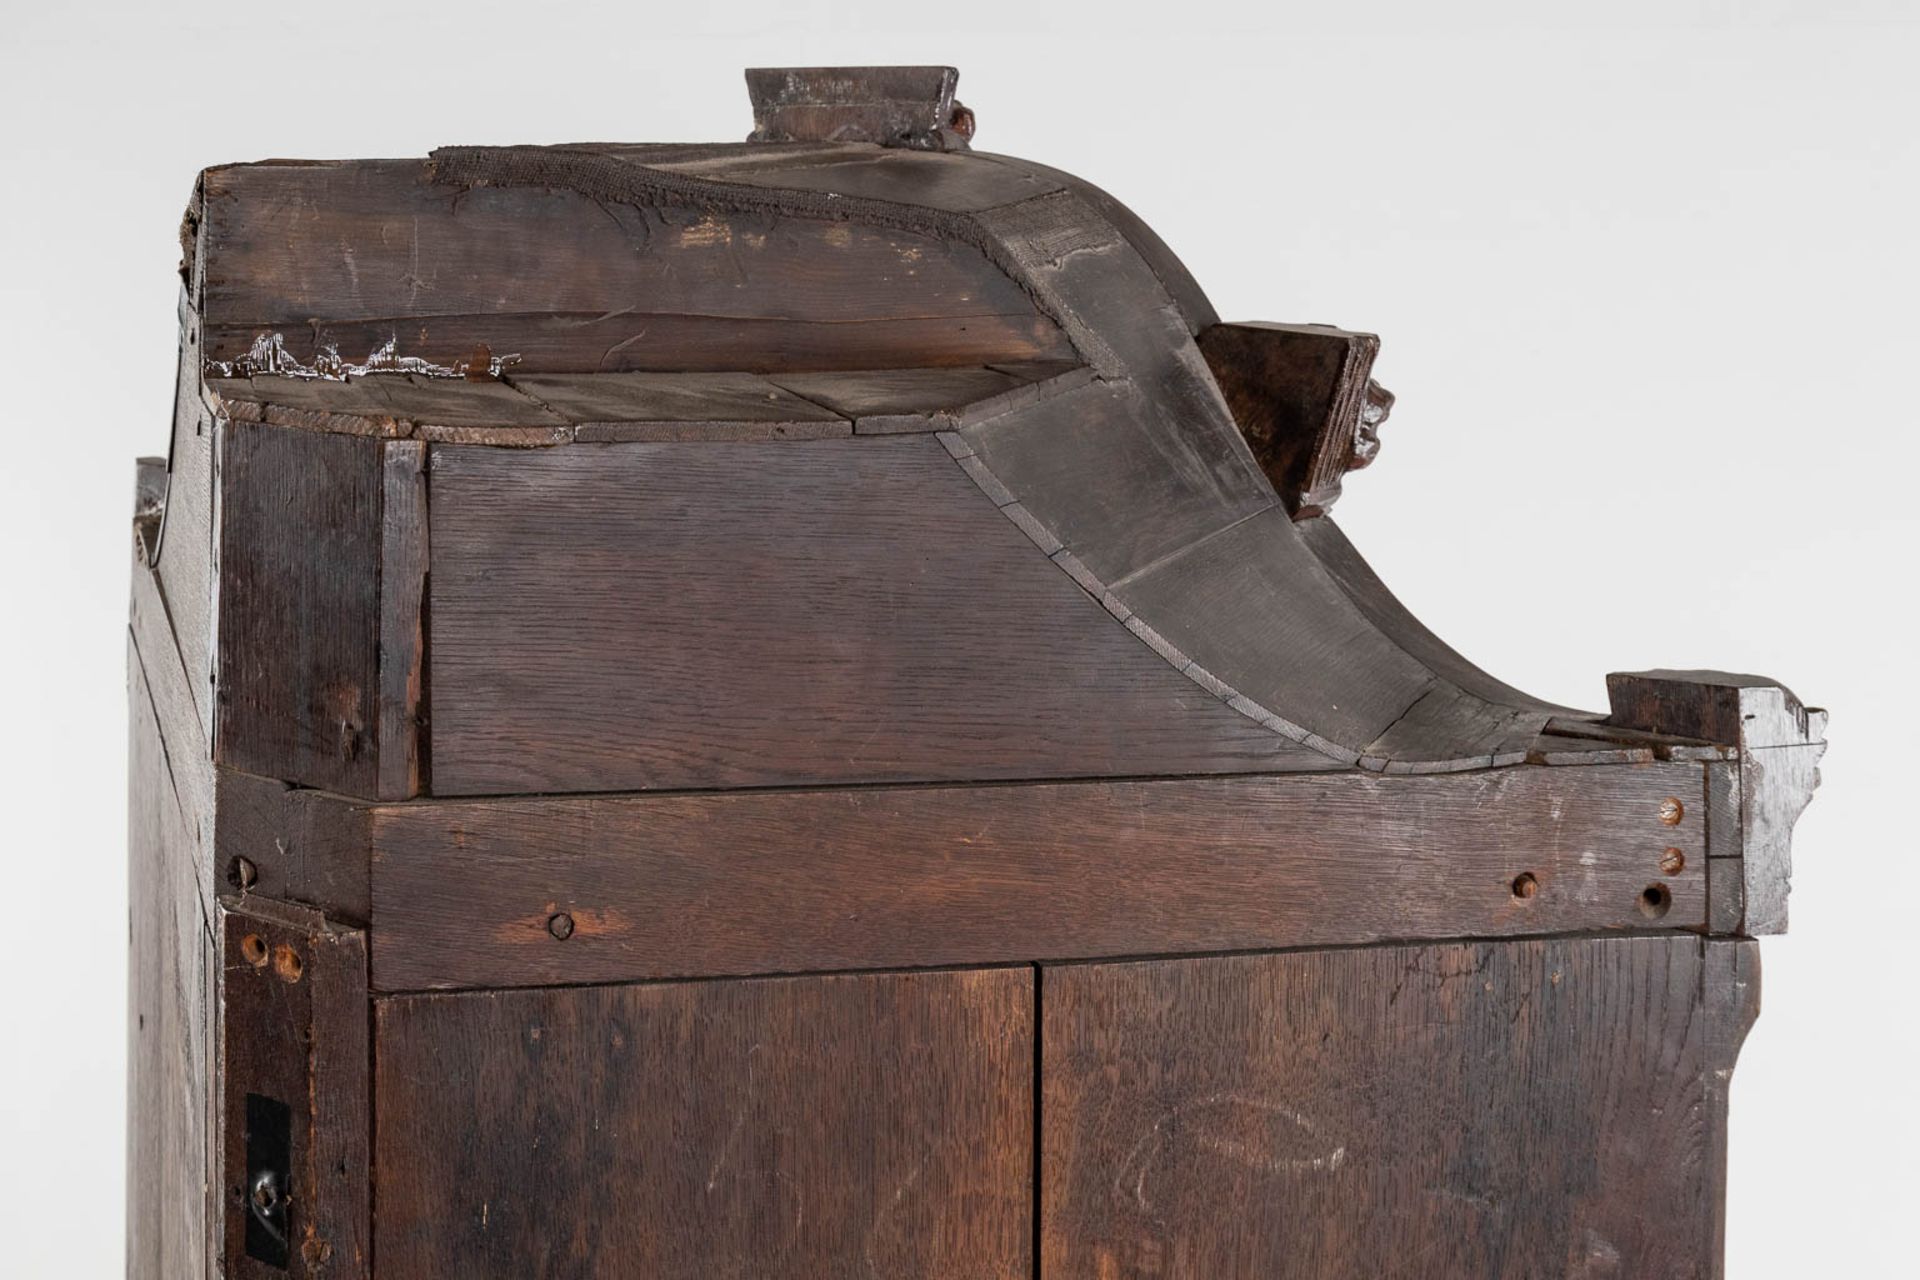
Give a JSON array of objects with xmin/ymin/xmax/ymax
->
[{"xmin": 128, "ymin": 67, "xmax": 1825, "ymax": 1278}]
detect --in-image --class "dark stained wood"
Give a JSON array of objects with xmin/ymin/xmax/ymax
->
[
  {"xmin": 127, "ymin": 639, "xmax": 212, "ymax": 1280},
  {"xmin": 1197, "ymin": 322, "xmax": 1384, "ymax": 518},
  {"xmin": 425, "ymin": 435, "xmax": 1324, "ymax": 796},
  {"xmin": 215, "ymin": 422, "xmax": 384, "ymax": 795},
  {"xmin": 1042, "ymin": 937, "xmax": 1731, "ymax": 1279},
  {"xmin": 203, "ymin": 311, "xmax": 1075, "ymax": 378},
  {"xmin": 377, "ymin": 440, "xmax": 427, "ymax": 799},
  {"xmin": 973, "ymin": 152, "xmax": 1220, "ymax": 334},
  {"xmin": 746, "ymin": 65, "xmax": 972, "ymax": 151},
  {"xmin": 134, "ymin": 71, "xmax": 1816, "ymax": 1278},
  {"xmin": 689, "ymin": 145, "xmax": 1057, "ymax": 212},
  {"xmin": 507, "ymin": 370, "xmax": 845, "ymax": 428},
  {"xmin": 374, "ymin": 968, "xmax": 1032, "ymax": 1279},
  {"xmin": 196, "ymin": 159, "xmax": 1065, "ymax": 371},
  {"xmin": 216, "ymin": 897, "xmax": 369, "ymax": 1278},
  {"xmin": 211, "ymin": 373, "xmax": 564, "ymax": 433},
  {"xmin": 963, "ymin": 193, "xmax": 1275, "ymax": 586},
  {"xmin": 212, "ymin": 767, "xmax": 372, "ymax": 924},
  {"xmin": 367, "ymin": 764, "xmax": 1706, "ymax": 991}
]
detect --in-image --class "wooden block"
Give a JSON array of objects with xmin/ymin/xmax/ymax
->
[
  {"xmin": 1196, "ymin": 321, "xmax": 1384, "ymax": 517},
  {"xmin": 1609, "ymin": 671, "xmax": 1827, "ymax": 934},
  {"xmin": 745, "ymin": 65, "xmax": 971, "ymax": 151},
  {"xmin": 374, "ymin": 968, "xmax": 1032, "ymax": 1278}
]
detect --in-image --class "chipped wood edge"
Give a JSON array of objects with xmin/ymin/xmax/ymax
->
[{"xmin": 1608, "ymin": 672, "xmax": 1827, "ymax": 935}]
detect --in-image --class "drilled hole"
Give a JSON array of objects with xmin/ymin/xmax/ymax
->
[
  {"xmin": 272, "ymin": 944, "xmax": 304, "ymax": 983},
  {"xmin": 240, "ymin": 934, "xmax": 269, "ymax": 968},
  {"xmin": 1639, "ymin": 883, "xmax": 1673, "ymax": 919},
  {"xmin": 1511, "ymin": 872, "xmax": 1539, "ymax": 900},
  {"xmin": 548, "ymin": 912, "xmax": 576, "ymax": 941}
]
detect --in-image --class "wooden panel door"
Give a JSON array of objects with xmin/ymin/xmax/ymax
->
[
  {"xmin": 1041, "ymin": 937, "xmax": 1752, "ymax": 1280},
  {"xmin": 374, "ymin": 967, "xmax": 1033, "ymax": 1279}
]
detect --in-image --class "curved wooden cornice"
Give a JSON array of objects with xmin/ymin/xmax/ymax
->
[{"xmin": 178, "ymin": 71, "xmax": 1820, "ymax": 787}]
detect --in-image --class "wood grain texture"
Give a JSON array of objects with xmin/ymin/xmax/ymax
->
[
  {"xmin": 1042, "ymin": 936, "xmax": 1734, "ymax": 1279},
  {"xmin": 1608, "ymin": 671, "xmax": 1827, "ymax": 934},
  {"xmin": 1197, "ymin": 322, "xmax": 1380, "ymax": 517},
  {"xmin": 377, "ymin": 440, "xmax": 427, "ymax": 799},
  {"xmin": 374, "ymin": 968, "xmax": 1032, "ymax": 1279},
  {"xmin": 746, "ymin": 66, "xmax": 971, "ymax": 151},
  {"xmin": 215, "ymin": 422, "xmax": 384, "ymax": 795},
  {"xmin": 508, "ymin": 370, "xmax": 845, "ymax": 428},
  {"xmin": 127, "ymin": 639, "xmax": 212, "ymax": 1280},
  {"xmin": 197, "ymin": 158, "xmax": 1068, "ymax": 373},
  {"xmin": 203, "ymin": 312, "xmax": 1073, "ymax": 378},
  {"xmin": 212, "ymin": 767, "xmax": 371, "ymax": 924},
  {"xmin": 157, "ymin": 290, "xmax": 217, "ymax": 740},
  {"xmin": 368, "ymin": 763, "xmax": 1704, "ymax": 991},
  {"xmin": 425, "ymin": 435, "xmax": 1323, "ymax": 795},
  {"xmin": 216, "ymin": 898, "xmax": 369, "ymax": 1279}
]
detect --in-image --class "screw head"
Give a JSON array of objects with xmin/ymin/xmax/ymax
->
[
  {"xmin": 1658, "ymin": 797, "xmax": 1685, "ymax": 826},
  {"xmin": 1511, "ymin": 872, "xmax": 1540, "ymax": 899},
  {"xmin": 548, "ymin": 912, "xmax": 575, "ymax": 941},
  {"xmin": 1660, "ymin": 848, "xmax": 1686, "ymax": 875}
]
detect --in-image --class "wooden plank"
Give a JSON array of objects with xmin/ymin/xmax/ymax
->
[
  {"xmin": 211, "ymin": 374, "xmax": 564, "ymax": 432},
  {"xmin": 1041, "ymin": 937, "xmax": 1735, "ymax": 1279},
  {"xmin": 700, "ymin": 147, "xmax": 1060, "ymax": 211},
  {"xmin": 377, "ymin": 441, "xmax": 427, "ymax": 799},
  {"xmin": 215, "ymin": 422, "xmax": 384, "ymax": 796},
  {"xmin": 199, "ymin": 159, "xmax": 1050, "ymax": 333},
  {"xmin": 215, "ymin": 898, "xmax": 369, "ymax": 1278},
  {"xmin": 203, "ymin": 311, "xmax": 1074, "ymax": 379},
  {"xmin": 425, "ymin": 435, "xmax": 1325, "ymax": 796},
  {"xmin": 373, "ymin": 968, "xmax": 1032, "ymax": 1279},
  {"xmin": 508, "ymin": 370, "xmax": 844, "ymax": 428},
  {"xmin": 127, "ymin": 639, "xmax": 212, "ymax": 1280},
  {"xmin": 368, "ymin": 763, "xmax": 1706, "ymax": 991},
  {"xmin": 157, "ymin": 291, "xmax": 217, "ymax": 740}
]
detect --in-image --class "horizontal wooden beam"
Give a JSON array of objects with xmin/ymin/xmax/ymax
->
[{"xmin": 366, "ymin": 763, "xmax": 1710, "ymax": 991}]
